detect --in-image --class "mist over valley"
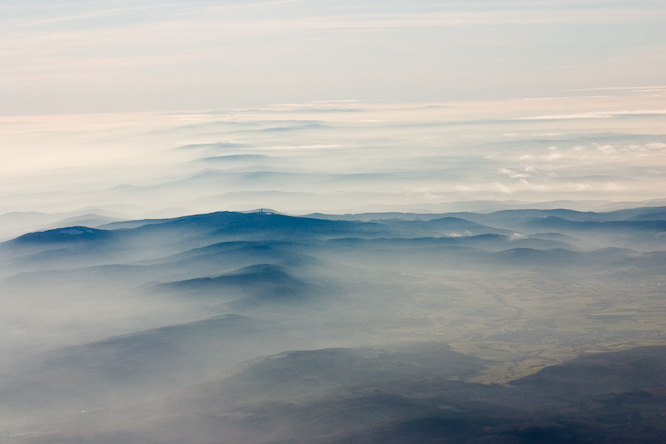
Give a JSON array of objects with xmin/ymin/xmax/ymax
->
[{"xmin": 0, "ymin": 205, "xmax": 664, "ymax": 443}]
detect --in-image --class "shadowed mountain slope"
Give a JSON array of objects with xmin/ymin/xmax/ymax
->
[
  {"xmin": 36, "ymin": 345, "xmax": 666, "ymax": 444},
  {"xmin": 0, "ymin": 314, "xmax": 280, "ymax": 417},
  {"xmin": 158, "ymin": 263, "xmax": 314, "ymax": 306},
  {"xmin": 103, "ymin": 211, "xmax": 381, "ymax": 239},
  {"xmin": 9, "ymin": 226, "xmax": 116, "ymax": 244}
]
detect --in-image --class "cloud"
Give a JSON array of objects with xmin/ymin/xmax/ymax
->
[
  {"xmin": 597, "ymin": 145, "xmax": 616, "ymax": 154},
  {"xmin": 1, "ymin": 96, "xmax": 664, "ymax": 216},
  {"xmin": 516, "ymin": 110, "xmax": 666, "ymax": 120},
  {"xmin": 500, "ymin": 168, "xmax": 531, "ymax": 179},
  {"xmin": 568, "ymin": 85, "xmax": 666, "ymax": 93},
  {"xmin": 2, "ymin": 1, "xmax": 665, "ymax": 114}
]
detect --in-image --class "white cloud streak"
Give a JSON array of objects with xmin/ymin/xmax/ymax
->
[{"xmin": 517, "ymin": 110, "xmax": 666, "ymax": 120}]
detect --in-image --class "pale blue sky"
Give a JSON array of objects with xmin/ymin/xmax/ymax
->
[{"xmin": 1, "ymin": 0, "xmax": 664, "ymax": 114}]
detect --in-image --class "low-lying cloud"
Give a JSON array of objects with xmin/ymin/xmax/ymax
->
[{"xmin": 0, "ymin": 96, "xmax": 664, "ymax": 240}]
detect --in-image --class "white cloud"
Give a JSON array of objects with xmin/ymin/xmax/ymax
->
[
  {"xmin": 500, "ymin": 168, "xmax": 531, "ymax": 179},
  {"xmin": 597, "ymin": 145, "xmax": 616, "ymax": 154},
  {"xmin": 517, "ymin": 110, "xmax": 666, "ymax": 120}
]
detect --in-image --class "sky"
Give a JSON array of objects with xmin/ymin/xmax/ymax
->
[
  {"xmin": 0, "ymin": 0, "xmax": 664, "ymax": 225},
  {"xmin": 1, "ymin": 0, "xmax": 664, "ymax": 114}
]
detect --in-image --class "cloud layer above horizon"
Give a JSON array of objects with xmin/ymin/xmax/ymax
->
[
  {"xmin": 0, "ymin": 95, "xmax": 664, "ymax": 234},
  {"xmin": 1, "ymin": 0, "xmax": 665, "ymax": 114}
]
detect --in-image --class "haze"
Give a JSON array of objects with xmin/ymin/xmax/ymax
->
[{"xmin": 0, "ymin": 1, "xmax": 665, "ymax": 443}]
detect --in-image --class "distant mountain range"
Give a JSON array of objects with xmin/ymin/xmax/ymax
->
[{"xmin": 0, "ymin": 206, "xmax": 664, "ymax": 443}]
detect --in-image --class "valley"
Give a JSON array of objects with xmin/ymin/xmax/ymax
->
[{"xmin": 0, "ymin": 207, "xmax": 664, "ymax": 442}]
